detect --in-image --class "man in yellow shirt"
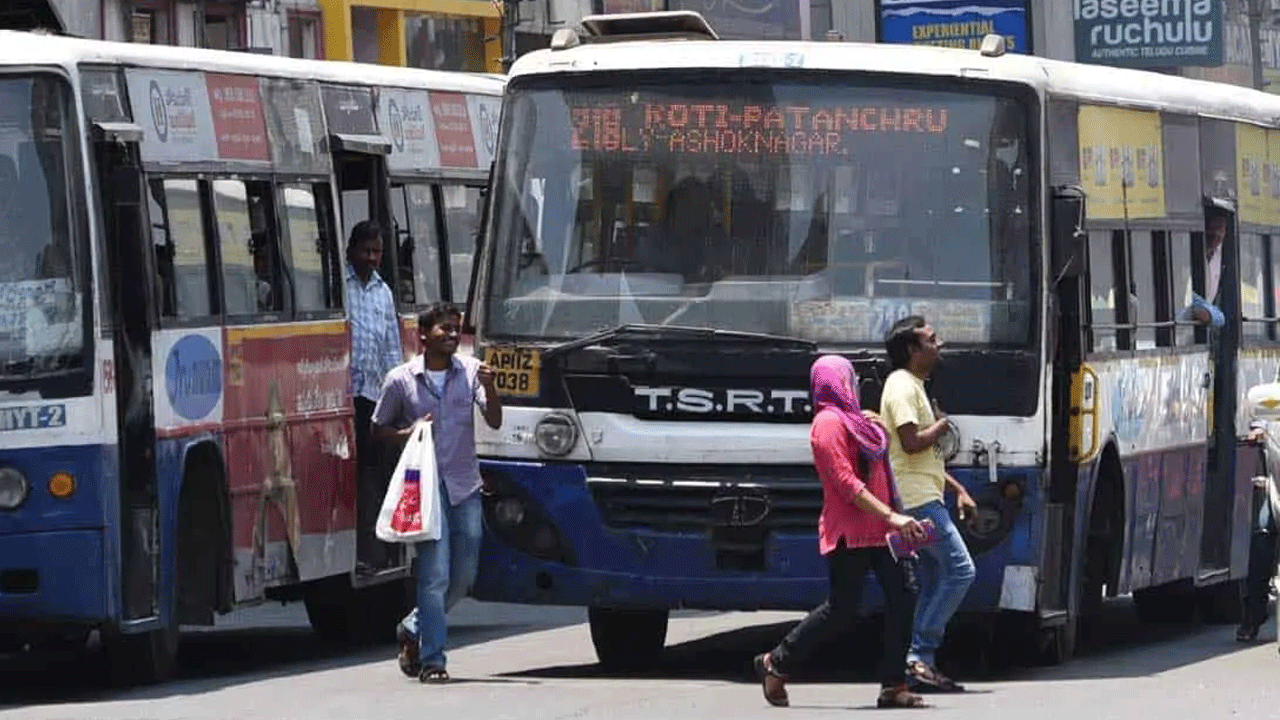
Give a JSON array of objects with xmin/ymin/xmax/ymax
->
[{"xmin": 880, "ymin": 315, "xmax": 976, "ymax": 694}]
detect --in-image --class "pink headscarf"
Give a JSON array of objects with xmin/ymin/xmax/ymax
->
[
  {"xmin": 810, "ymin": 355, "xmax": 903, "ymax": 510},
  {"xmin": 810, "ymin": 355, "xmax": 888, "ymax": 457}
]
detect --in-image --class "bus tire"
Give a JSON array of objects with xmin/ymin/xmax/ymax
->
[
  {"xmin": 587, "ymin": 607, "xmax": 668, "ymax": 671},
  {"xmin": 304, "ymin": 576, "xmax": 412, "ymax": 644},
  {"xmin": 104, "ymin": 524, "xmax": 183, "ymax": 686},
  {"xmin": 106, "ymin": 616, "xmax": 180, "ymax": 686},
  {"xmin": 1198, "ymin": 579, "xmax": 1243, "ymax": 624},
  {"xmin": 1133, "ymin": 585, "xmax": 1198, "ymax": 624}
]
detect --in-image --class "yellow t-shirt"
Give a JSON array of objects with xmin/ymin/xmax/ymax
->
[{"xmin": 879, "ymin": 368, "xmax": 946, "ymax": 510}]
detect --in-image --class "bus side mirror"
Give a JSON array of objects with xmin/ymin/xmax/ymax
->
[{"xmin": 1052, "ymin": 188, "xmax": 1085, "ymax": 281}]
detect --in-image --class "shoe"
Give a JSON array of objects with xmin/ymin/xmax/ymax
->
[
  {"xmin": 1237, "ymin": 622, "xmax": 1262, "ymax": 643},
  {"xmin": 419, "ymin": 665, "xmax": 449, "ymax": 684},
  {"xmin": 398, "ymin": 625, "xmax": 420, "ymax": 677},
  {"xmin": 906, "ymin": 660, "xmax": 965, "ymax": 693},
  {"xmin": 752, "ymin": 653, "xmax": 788, "ymax": 707}
]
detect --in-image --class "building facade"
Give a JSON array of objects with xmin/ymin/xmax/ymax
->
[{"xmin": 30, "ymin": 0, "xmax": 1280, "ymax": 96}]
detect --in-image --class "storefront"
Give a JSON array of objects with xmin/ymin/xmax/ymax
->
[{"xmin": 318, "ymin": 0, "xmax": 502, "ymax": 70}]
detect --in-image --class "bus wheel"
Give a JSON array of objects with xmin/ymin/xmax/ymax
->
[
  {"xmin": 588, "ymin": 607, "xmax": 668, "ymax": 671},
  {"xmin": 1198, "ymin": 579, "xmax": 1243, "ymax": 625},
  {"xmin": 1133, "ymin": 586, "xmax": 1198, "ymax": 624},
  {"xmin": 304, "ymin": 577, "xmax": 412, "ymax": 644},
  {"xmin": 106, "ymin": 617, "xmax": 180, "ymax": 686}
]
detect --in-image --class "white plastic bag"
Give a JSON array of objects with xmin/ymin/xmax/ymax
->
[{"xmin": 375, "ymin": 421, "xmax": 442, "ymax": 543}]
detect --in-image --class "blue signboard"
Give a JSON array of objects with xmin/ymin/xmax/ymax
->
[{"xmin": 879, "ymin": 0, "xmax": 1030, "ymax": 55}]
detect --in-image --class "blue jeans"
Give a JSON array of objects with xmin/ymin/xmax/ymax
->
[
  {"xmin": 397, "ymin": 486, "xmax": 482, "ymax": 670},
  {"xmin": 904, "ymin": 500, "xmax": 975, "ymax": 668}
]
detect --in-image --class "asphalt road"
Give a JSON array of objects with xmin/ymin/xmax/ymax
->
[{"xmin": 1, "ymin": 597, "xmax": 1277, "ymax": 719}]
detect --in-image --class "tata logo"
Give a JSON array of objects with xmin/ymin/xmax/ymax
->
[
  {"xmin": 710, "ymin": 489, "xmax": 770, "ymax": 527},
  {"xmin": 634, "ymin": 386, "xmax": 810, "ymax": 416},
  {"xmin": 148, "ymin": 79, "xmax": 168, "ymax": 143}
]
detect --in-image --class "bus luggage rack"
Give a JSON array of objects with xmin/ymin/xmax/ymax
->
[{"xmin": 585, "ymin": 464, "xmax": 821, "ymax": 533}]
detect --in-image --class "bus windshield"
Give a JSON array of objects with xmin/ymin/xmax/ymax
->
[
  {"xmin": 484, "ymin": 73, "xmax": 1035, "ymax": 347},
  {"xmin": 0, "ymin": 74, "xmax": 82, "ymax": 381}
]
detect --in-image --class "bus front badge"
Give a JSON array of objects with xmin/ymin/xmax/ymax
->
[{"xmin": 710, "ymin": 490, "xmax": 770, "ymax": 527}]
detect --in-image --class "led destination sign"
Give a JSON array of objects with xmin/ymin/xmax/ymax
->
[{"xmin": 570, "ymin": 100, "xmax": 952, "ymax": 156}]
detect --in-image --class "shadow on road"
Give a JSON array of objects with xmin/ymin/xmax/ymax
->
[
  {"xmin": 501, "ymin": 597, "xmax": 1266, "ymax": 685},
  {"xmin": 0, "ymin": 602, "xmax": 581, "ymax": 707}
]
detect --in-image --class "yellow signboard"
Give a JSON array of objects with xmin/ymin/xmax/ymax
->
[
  {"xmin": 1078, "ymin": 105, "xmax": 1166, "ymax": 220},
  {"xmin": 1235, "ymin": 123, "xmax": 1280, "ymax": 227}
]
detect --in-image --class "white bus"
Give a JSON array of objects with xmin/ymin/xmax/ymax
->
[
  {"xmin": 467, "ymin": 11, "xmax": 1271, "ymax": 668},
  {"xmin": 0, "ymin": 30, "xmax": 503, "ymax": 683}
]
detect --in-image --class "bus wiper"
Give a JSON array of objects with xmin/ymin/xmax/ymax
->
[
  {"xmin": 542, "ymin": 323, "xmax": 817, "ymax": 359},
  {"xmin": 0, "ymin": 353, "xmax": 82, "ymax": 378}
]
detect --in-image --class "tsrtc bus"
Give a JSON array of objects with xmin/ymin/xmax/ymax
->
[
  {"xmin": 467, "ymin": 11, "xmax": 1271, "ymax": 668},
  {"xmin": 0, "ymin": 30, "xmax": 503, "ymax": 682}
]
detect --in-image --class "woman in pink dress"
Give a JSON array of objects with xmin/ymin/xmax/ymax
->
[{"xmin": 754, "ymin": 355, "xmax": 928, "ymax": 709}]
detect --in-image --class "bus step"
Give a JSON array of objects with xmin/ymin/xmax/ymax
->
[
  {"xmin": 1038, "ymin": 609, "xmax": 1068, "ymax": 626},
  {"xmin": 1196, "ymin": 567, "xmax": 1230, "ymax": 585}
]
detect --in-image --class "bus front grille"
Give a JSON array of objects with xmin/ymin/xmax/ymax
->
[{"xmin": 585, "ymin": 463, "xmax": 821, "ymax": 533}]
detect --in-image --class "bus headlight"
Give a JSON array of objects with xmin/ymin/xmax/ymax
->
[
  {"xmin": 0, "ymin": 467, "xmax": 30, "ymax": 510},
  {"xmin": 535, "ymin": 413, "xmax": 578, "ymax": 456}
]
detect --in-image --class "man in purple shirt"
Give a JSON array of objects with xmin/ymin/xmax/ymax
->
[{"xmin": 373, "ymin": 302, "xmax": 501, "ymax": 683}]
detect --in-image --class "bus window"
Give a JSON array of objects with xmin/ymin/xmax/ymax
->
[
  {"xmin": 1088, "ymin": 229, "xmax": 1120, "ymax": 352},
  {"xmin": 390, "ymin": 183, "xmax": 441, "ymax": 306},
  {"xmin": 1241, "ymin": 232, "xmax": 1267, "ymax": 341},
  {"xmin": 1170, "ymin": 230, "xmax": 1196, "ymax": 346},
  {"xmin": 213, "ymin": 179, "xmax": 281, "ymax": 316},
  {"xmin": 281, "ymin": 183, "xmax": 334, "ymax": 313},
  {"xmin": 149, "ymin": 178, "xmax": 211, "ymax": 319},
  {"xmin": 1129, "ymin": 230, "xmax": 1157, "ymax": 350},
  {"xmin": 441, "ymin": 184, "xmax": 482, "ymax": 301}
]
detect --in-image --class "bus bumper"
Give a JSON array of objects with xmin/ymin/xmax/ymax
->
[
  {"xmin": 0, "ymin": 529, "xmax": 107, "ymax": 625},
  {"xmin": 473, "ymin": 460, "xmax": 1042, "ymax": 614}
]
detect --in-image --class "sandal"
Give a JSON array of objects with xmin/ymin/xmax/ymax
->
[
  {"xmin": 398, "ymin": 628, "xmax": 420, "ymax": 678},
  {"xmin": 753, "ymin": 653, "xmax": 789, "ymax": 707},
  {"xmin": 419, "ymin": 666, "xmax": 449, "ymax": 684},
  {"xmin": 907, "ymin": 660, "xmax": 965, "ymax": 693},
  {"xmin": 878, "ymin": 684, "xmax": 928, "ymax": 709}
]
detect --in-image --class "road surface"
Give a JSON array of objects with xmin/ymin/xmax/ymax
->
[{"xmin": 1, "ymin": 598, "xmax": 1276, "ymax": 719}]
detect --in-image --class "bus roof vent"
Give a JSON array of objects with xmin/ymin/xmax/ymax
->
[
  {"xmin": 978, "ymin": 33, "xmax": 1008, "ymax": 57},
  {"xmin": 578, "ymin": 10, "xmax": 719, "ymax": 43}
]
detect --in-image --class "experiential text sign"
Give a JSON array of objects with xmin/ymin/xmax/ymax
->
[{"xmin": 879, "ymin": 0, "xmax": 1029, "ymax": 54}]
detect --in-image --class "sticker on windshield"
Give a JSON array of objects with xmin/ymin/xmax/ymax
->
[{"xmin": 0, "ymin": 404, "xmax": 66, "ymax": 432}]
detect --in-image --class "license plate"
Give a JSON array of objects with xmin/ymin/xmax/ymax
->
[{"xmin": 484, "ymin": 346, "xmax": 541, "ymax": 398}]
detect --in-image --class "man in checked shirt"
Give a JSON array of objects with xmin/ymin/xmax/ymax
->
[{"xmin": 346, "ymin": 219, "xmax": 403, "ymax": 573}]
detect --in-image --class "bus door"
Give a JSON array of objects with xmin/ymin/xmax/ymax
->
[
  {"xmin": 323, "ymin": 116, "xmax": 408, "ymax": 584},
  {"xmin": 1199, "ymin": 200, "xmax": 1240, "ymax": 578},
  {"xmin": 333, "ymin": 148, "xmax": 392, "ymax": 249},
  {"xmin": 1046, "ymin": 186, "xmax": 1087, "ymax": 620},
  {"xmin": 92, "ymin": 121, "xmax": 160, "ymax": 621}
]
